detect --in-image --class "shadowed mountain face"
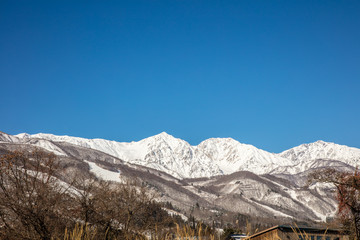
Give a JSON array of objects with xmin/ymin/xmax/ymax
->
[{"xmin": 0, "ymin": 131, "xmax": 358, "ymax": 223}]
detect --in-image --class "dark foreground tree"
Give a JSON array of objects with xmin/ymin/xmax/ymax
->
[
  {"xmin": 309, "ymin": 168, "xmax": 360, "ymax": 239},
  {"xmin": 0, "ymin": 150, "xmax": 74, "ymax": 240},
  {"xmin": 72, "ymin": 177, "xmax": 174, "ymax": 239},
  {"xmin": 0, "ymin": 149, "xmax": 184, "ymax": 239}
]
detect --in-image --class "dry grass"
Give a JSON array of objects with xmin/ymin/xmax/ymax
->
[
  {"xmin": 60, "ymin": 222, "xmax": 218, "ymax": 240},
  {"xmin": 61, "ymin": 224, "xmax": 97, "ymax": 240},
  {"xmin": 173, "ymin": 223, "xmax": 216, "ymax": 240}
]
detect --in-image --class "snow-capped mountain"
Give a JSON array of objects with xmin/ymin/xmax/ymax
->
[
  {"xmin": 11, "ymin": 132, "xmax": 360, "ymax": 178},
  {"xmin": 0, "ymin": 131, "xmax": 21, "ymax": 143},
  {"xmin": 15, "ymin": 132, "xmax": 223, "ymax": 178},
  {"xmin": 1, "ymin": 131, "xmax": 358, "ymax": 223},
  {"xmin": 197, "ymin": 138, "xmax": 293, "ymax": 175},
  {"xmin": 278, "ymin": 140, "xmax": 360, "ymax": 168}
]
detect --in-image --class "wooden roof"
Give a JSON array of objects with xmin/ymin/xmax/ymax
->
[{"xmin": 245, "ymin": 225, "xmax": 346, "ymax": 239}]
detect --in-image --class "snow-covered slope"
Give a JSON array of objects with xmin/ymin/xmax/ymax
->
[
  {"xmin": 185, "ymin": 171, "xmax": 337, "ymax": 222},
  {"xmin": 0, "ymin": 131, "xmax": 21, "ymax": 143},
  {"xmin": 15, "ymin": 132, "xmax": 296, "ymax": 177},
  {"xmin": 269, "ymin": 158, "xmax": 355, "ymax": 175},
  {"xmin": 17, "ymin": 132, "xmax": 147, "ymax": 160},
  {"xmin": 15, "ymin": 132, "xmax": 223, "ymax": 178},
  {"xmin": 137, "ymin": 133, "xmax": 222, "ymax": 178},
  {"xmin": 12, "ymin": 132, "xmax": 360, "ymax": 178},
  {"xmin": 197, "ymin": 138, "xmax": 293, "ymax": 174},
  {"xmin": 1, "ymin": 131, "xmax": 357, "ymax": 222},
  {"xmin": 279, "ymin": 140, "xmax": 360, "ymax": 168}
]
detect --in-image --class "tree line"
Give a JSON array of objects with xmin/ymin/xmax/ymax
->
[
  {"xmin": 0, "ymin": 150, "xmax": 186, "ymax": 239},
  {"xmin": 1, "ymin": 149, "xmax": 359, "ymax": 239}
]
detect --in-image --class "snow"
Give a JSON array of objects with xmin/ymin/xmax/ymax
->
[
  {"xmin": 33, "ymin": 140, "xmax": 68, "ymax": 156},
  {"xmin": 4, "ymin": 131, "xmax": 352, "ymax": 223},
  {"xmin": 0, "ymin": 131, "xmax": 21, "ymax": 143},
  {"xmin": 162, "ymin": 208, "xmax": 188, "ymax": 221},
  {"xmin": 251, "ymin": 200, "xmax": 293, "ymax": 218},
  {"xmin": 85, "ymin": 160, "xmax": 123, "ymax": 183},
  {"xmin": 279, "ymin": 140, "xmax": 360, "ymax": 168},
  {"xmin": 24, "ymin": 169, "xmax": 81, "ymax": 196},
  {"xmin": 198, "ymin": 138, "xmax": 294, "ymax": 175},
  {"xmin": 14, "ymin": 132, "xmax": 360, "ymax": 179}
]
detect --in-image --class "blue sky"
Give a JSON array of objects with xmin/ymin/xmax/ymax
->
[{"xmin": 1, "ymin": 0, "xmax": 359, "ymax": 152}]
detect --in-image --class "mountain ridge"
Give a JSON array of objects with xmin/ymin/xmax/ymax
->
[
  {"xmin": 5, "ymin": 131, "xmax": 359, "ymax": 179},
  {"xmin": 1, "ymin": 131, "xmax": 358, "ymax": 222}
]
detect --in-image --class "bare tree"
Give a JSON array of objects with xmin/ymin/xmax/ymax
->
[
  {"xmin": 0, "ymin": 150, "xmax": 74, "ymax": 240},
  {"xmin": 92, "ymin": 180, "xmax": 172, "ymax": 239},
  {"xmin": 0, "ymin": 150, "xmax": 182, "ymax": 239},
  {"xmin": 71, "ymin": 175, "xmax": 174, "ymax": 239},
  {"xmin": 309, "ymin": 168, "xmax": 360, "ymax": 239}
]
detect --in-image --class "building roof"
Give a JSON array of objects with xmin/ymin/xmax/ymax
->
[{"xmin": 245, "ymin": 225, "xmax": 345, "ymax": 239}]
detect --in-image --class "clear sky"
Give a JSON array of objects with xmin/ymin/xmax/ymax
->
[{"xmin": 1, "ymin": 0, "xmax": 359, "ymax": 153}]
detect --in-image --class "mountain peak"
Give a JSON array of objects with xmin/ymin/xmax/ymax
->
[
  {"xmin": 279, "ymin": 140, "xmax": 360, "ymax": 166},
  {"xmin": 15, "ymin": 133, "xmax": 31, "ymax": 139},
  {"xmin": 199, "ymin": 137, "xmax": 239, "ymax": 145},
  {"xmin": 147, "ymin": 132, "xmax": 177, "ymax": 142},
  {"xmin": 157, "ymin": 131, "xmax": 172, "ymax": 137},
  {"xmin": 3, "ymin": 131, "xmax": 359, "ymax": 178},
  {"xmin": 313, "ymin": 140, "xmax": 332, "ymax": 145},
  {"xmin": 295, "ymin": 140, "xmax": 340, "ymax": 150}
]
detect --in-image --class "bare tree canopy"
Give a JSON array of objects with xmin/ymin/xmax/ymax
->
[
  {"xmin": 0, "ymin": 149, "xmax": 186, "ymax": 239},
  {"xmin": 0, "ymin": 150, "xmax": 74, "ymax": 239},
  {"xmin": 309, "ymin": 168, "xmax": 360, "ymax": 239}
]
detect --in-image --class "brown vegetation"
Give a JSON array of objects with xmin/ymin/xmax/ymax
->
[
  {"xmin": 0, "ymin": 150, "xmax": 184, "ymax": 239},
  {"xmin": 309, "ymin": 168, "xmax": 360, "ymax": 239},
  {"xmin": 1, "ymin": 149, "xmax": 348, "ymax": 240}
]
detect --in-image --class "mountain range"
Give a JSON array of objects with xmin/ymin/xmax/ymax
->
[
  {"xmin": 1, "ymin": 131, "xmax": 359, "ymax": 224},
  {"xmin": 8, "ymin": 132, "xmax": 360, "ymax": 178}
]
